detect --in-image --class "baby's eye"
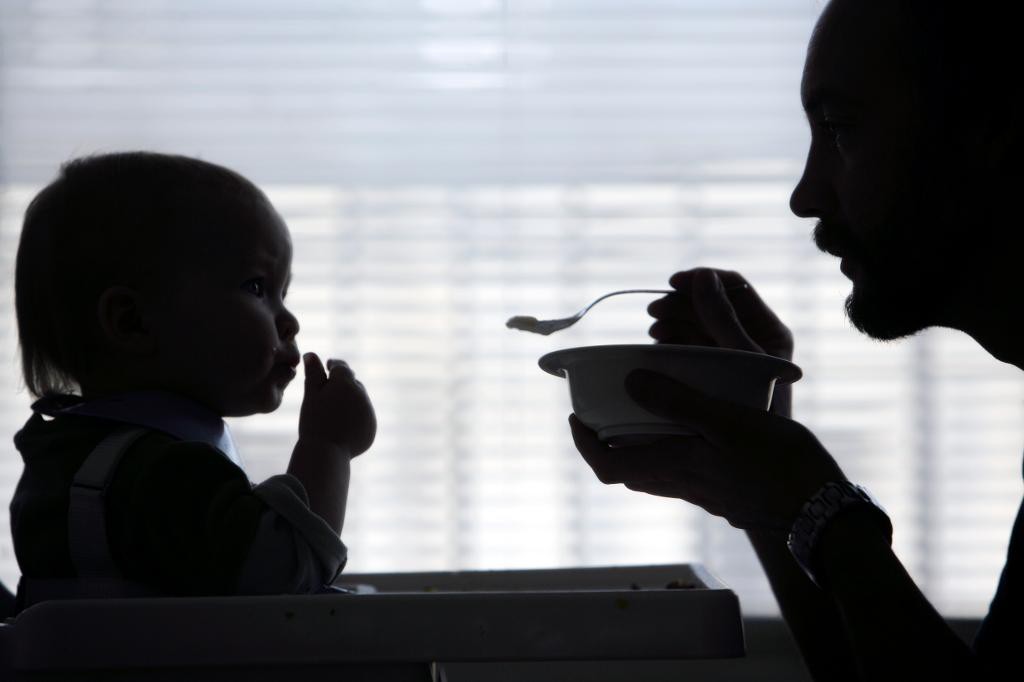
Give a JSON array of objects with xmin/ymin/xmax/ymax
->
[{"xmin": 242, "ymin": 278, "xmax": 266, "ymax": 298}]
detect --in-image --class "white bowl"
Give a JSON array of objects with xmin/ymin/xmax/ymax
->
[{"xmin": 539, "ymin": 344, "xmax": 802, "ymax": 444}]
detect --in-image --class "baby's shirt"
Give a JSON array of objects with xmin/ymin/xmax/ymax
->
[{"xmin": 9, "ymin": 391, "xmax": 347, "ymax": 610}]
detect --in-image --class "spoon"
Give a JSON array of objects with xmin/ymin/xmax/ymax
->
[
  {"xmin": 506, "ymin": 284, "xmax": 750, "ymax": 335},
  {"xmin": 506, "ymin": 289, "xmax": 672, "ymax": 335}
]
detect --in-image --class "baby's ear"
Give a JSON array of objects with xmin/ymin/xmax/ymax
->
[{"xmin": 96, "ymin": 286, "xmax": 156, "ymax": 355}]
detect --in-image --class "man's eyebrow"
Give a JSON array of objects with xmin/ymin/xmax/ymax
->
[{"xmin": 802, "ymin": 87, "xmax": 862, "ymax": 114}]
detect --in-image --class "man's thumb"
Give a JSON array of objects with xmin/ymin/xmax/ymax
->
[{"xmin": 693, "ymin": 269, "xmax": 761, "ymax": 352}]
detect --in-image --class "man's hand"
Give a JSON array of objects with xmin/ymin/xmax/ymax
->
[
  {"xmin": 648, "ymin": 267, "xmax": 793, "ymax": 417},
  {"xmin": 299, "ymin": 352, "xmax": 376, "ymax": 457},
  {"xmin": 569, "ymin": 372, "xmax": 843, "ymax": 531},
  {"xmin": 569, "ymin": 266, "xmax": 843, "ymax": 531}
]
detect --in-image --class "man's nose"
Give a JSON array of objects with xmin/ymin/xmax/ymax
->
[
  {"xmin": 789, "ymin": 147, "xmax": 833, "ymax": 219},
  {"xmin": 790, "ymin": 171, "xmax": 819, "ymax": 219}
]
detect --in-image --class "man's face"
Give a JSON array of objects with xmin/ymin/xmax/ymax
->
[
  {"xmin": 790, "ymin": 0, "xmax": 981, "ymax": 340},
  {"xmin": 148, "ymin": 199, "xmax": 302, "ymax": 417}
]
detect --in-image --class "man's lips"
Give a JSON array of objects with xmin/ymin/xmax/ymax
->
[
  {"xmin": 839, "ymin": 256, "xmax": 860, "ymax": 280},
  {"xmin": 812, "ymin": 220, "xmax": 858, "ymax": 259}
]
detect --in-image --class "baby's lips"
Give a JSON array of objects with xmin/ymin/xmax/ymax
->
[{"xmin": 277, "ymin": 349, "xmax": 302, "ymax": 368}]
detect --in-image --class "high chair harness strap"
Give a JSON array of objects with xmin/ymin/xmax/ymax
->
[
  {"xmin": 68, "ymin": 426, "xmax": 150, "ymax": 578},
  {"xmin": 15, "ymin": 426, "xmax": 163, "ymax": 611}
]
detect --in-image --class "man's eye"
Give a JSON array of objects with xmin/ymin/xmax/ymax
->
[
  {"xmin": 818, "ymin": 118, "xmax": 850, "ymax": 150},
  {"xmin": 243, "ymin": 278, "xmax": 266, "ymax": 298}
]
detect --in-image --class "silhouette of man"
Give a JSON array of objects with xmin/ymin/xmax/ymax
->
[{"xmin": 569, "ymin": 2, "xmax": 1022, "ymax": 679}]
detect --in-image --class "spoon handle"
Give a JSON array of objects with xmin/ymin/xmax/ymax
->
[
  {"xmin": 575, "ymin": 289, "xmax": 673, "ymax": 316},
  {"xmin": 506, "ymin": 284, "xmax": 752, "ymax": 335},
  {"xmin": 576, "ymin": 283, "xmax": 750, "ymax": 315}
]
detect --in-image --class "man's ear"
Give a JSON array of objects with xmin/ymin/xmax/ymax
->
[{"xmin": 96, "ymin": 286, "xmax": 156, "ymax": 355}]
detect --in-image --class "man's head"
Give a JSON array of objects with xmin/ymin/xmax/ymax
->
[
  {"xmin": 791, "ymin": 1, "xmax": 1024, "ymax": 344},
  {"xmin": 16, "ymin": 152, "xmax": 301, "ymax": 415}
]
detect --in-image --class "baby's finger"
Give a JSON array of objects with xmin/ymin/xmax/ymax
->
[
  {"xmin": 326, "ymin": 359, "xmax": 356, "ymax": 377},
  {"xmin": 303, "ymin": 352, "xmax": 327, "ymax": 389}
]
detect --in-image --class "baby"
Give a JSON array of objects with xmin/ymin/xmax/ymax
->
[{"xmin": 8, "ymin": 152, "xmax": 375, "ymax": 613}]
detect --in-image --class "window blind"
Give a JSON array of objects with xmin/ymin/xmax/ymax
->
[{"xmin": 0, "ymin": 0, "xmax": 1020, "ymax": 617}]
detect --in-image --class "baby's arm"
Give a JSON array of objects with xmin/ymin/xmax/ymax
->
[
  {"xmin": 287, "ymin": 352, "xmax": 376, "ymax": 535},
  {"xmin": 109, "ymin": 437, "xmax": 347, "ymax": 595}
]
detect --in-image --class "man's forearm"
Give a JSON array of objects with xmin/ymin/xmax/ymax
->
[
  {"xmin": 746, "ymin": 528, "xmax": 861, "ymax": 682},
  {"xmin": 750, "ymin": 513, "xmax": 976, "ymax": 681},
  {"xmin": 751, "ymin": 385, "xmax": 862, "ymax": 680},
  {"xmin": 817, "ymin": 511, "xmax": 973, "ymax": 679},
  {"xmin": 287, "ymin": 438, "xmax": 351, "ymax": 536}
]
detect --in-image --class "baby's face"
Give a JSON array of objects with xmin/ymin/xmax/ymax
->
[{"xmin": 147, "ymin": 199, "xmax": 301, "ymax": 417}]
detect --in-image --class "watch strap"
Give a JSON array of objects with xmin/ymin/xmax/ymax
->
[{"xmin": 787, "ymin": 481, "xmax": 893, "ymax": 587}]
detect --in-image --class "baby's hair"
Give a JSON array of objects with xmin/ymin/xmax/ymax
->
[{"xmin": 15, "ymin": 151, "xmax": 269, "ymax": 398}]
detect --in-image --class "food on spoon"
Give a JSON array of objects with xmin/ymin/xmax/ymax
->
[{"xmin": 506, "ymin": 315, "xmax": 544, "ymax": 333}]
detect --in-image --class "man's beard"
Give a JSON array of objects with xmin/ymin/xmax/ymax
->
[
  {"xmin": 843, "ymin": 257, "xmax": 939, "ymax": 341},
  {"xmin": 812, "ymin": 179, "xmax": 976, "ymax": 342}
]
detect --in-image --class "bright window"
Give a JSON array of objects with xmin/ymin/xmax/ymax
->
[{"xmin": 0, "ymin": 0, "xmax": 1019, "ymax": 616}]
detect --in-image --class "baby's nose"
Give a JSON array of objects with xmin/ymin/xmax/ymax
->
[{"xmin": 278, "ymin": 309, "xmax": 299, "ymax": 340}]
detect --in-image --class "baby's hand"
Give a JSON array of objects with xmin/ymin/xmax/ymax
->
[{"xmin": 298, "ymin": 352, "xmax": 376, "ymax": 458}]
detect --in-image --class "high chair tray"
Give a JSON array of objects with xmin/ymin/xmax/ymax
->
[{"xmin": 2, "ymin": 564, "xmax": 743, "ymax": 672}]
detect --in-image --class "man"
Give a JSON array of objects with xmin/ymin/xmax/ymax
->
[{"xmin": 569, "ymin": 2, "xmax": 1022, "ymax": 680}]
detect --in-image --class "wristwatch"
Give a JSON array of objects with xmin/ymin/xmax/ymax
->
[{"xmin": 787, "ymin": 481, "xmax": 893, "ymax": 587}]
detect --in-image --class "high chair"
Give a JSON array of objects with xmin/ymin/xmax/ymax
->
[{"xmin": 0, "ymin": 564, "xmax": 744, "ymax": 681}]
